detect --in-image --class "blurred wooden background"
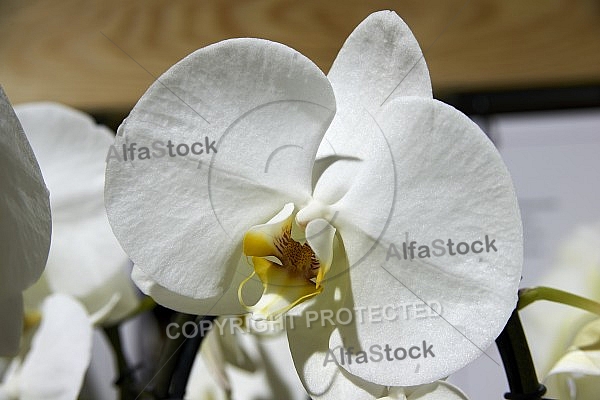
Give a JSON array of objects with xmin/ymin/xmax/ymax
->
[{"xmin": 1, "ymin": 0, "xmax": 599, "ymax": 115}]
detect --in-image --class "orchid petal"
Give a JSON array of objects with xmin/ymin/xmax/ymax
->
[
  {"xmin": 328, "ymin": 10, "xmax": 432, "ymax": 114},
  {"xmin": 0, "ymin": 295, "xmax": 23, "ymax": 356},
  {"xmin": 198, "ymin": 320, "xmax": 231, "ymax": 392},
  {"xmin": 311, "ymin": 104, "xmax": 394, "ymax": 235},
  {"xmin": 545, "ymin": 349, "xmax": 600, "ymax": 400},
  {"xmin": 105, "ymin": 38, "xmax": 336, "ymax": 306},
  {"xmin": 0, "ymin": 89, "xmax": 50, "ymax": 293},
  {"xmin": 287, "ymin": 237, "xmax": 367, "ymax": 400},
  {"xmin": 0, "ymin": 358, "xmax": 20, "ymax": 399},
  {"xmin": 314, "ymin": 10, "xmax": 432, "ymax": 198},
  {"xmin": 548, "ymin": 349, "xmax": 600, "ymax": 376},
  {"xmin": 244, "ymin": 332, "xmax": 308, "ymax": 400},
  {"xmin": 131, "ymin": 261, "xmax": 260, "ymax": 315},
  {"xmin": 78, "ymin": 328, "xmax": 122, "ymax": 400},
  {"xmin": 243, "ymin": 257, "xmax": 322, "ymax": 320},
  {"xmin": 186, "ymin": 322, "xmax": 235, "ymax": 400},
  {"xmin": 15, "ymin": 103, "xmax": 138, "ymax": 324},
  {"xmin": 0, "ymin": 89, "xmax": 50, "ymax": 355},
  {"xmin": 305, "ymin": 219, "xmax": 336, "ymax": 288},
  {"xmin": 18, "ymin": 293, "xmax": 92, "ymax": 400},
  {"xmin": 375, "ymin": 382, "xmax": 469, "ymax": 399},
  {"xmin": 186, "ymin": 351, "xmax": 228, "ymax": 400},
  {"xmin": 544, "ymin": 318, "xmax": 600, "ymax": 399},
  {"xmin": 188, "ymin": 316, "xmax": 308, "ymax": 400},
  {"xmin": 88, "ymin": 293, "xmax": 121, "ymax": 325},
  {"xmin": 288, "ymin": 314, "xmax": 385, "ymax": 400},
  {"xmin": 328, "ymin": 98, "xmax": 521, "ymax": 385},
  {"xmin": 548, "ymin": 375, "xmax": 598, "ymax": 400},
  {"xmin": 402, "ymin": 381, "xmax": 470, "ymax": 399},
  {"xmin": 244, "ymin": 203, "xmax": 295, "ymax": 258}
]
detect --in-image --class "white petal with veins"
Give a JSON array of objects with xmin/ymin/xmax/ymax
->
[
  {"xmin": 0, "ymin": 295, "xmax": 24, "ymax": 357},
  {"xmin": 106, "ymin": 39, "xmax": 336, "ymax": 301},
  {"xmin": 0, "ymin": 89, "xmax": 50, "ymax": 356},
  {"xmin": 328, "ymin": 11, "xmax": 432, "ymax": 113},
  {"xmin": 327, "ymin": 98, "xmax": 521, "ymax": 385},
  {"xmin": 15, "ymin": 103, "xmax": 139, "ymax": 325},
  {"xmin": 132, "ymin": 261, "xmax": 260, "ymax": 315},
  {"xmin": 16, "ymin": 294, "xmax": 92, "ymax": 400}
]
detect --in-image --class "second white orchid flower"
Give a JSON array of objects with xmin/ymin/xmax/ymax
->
[
  {"xmin": 1, "ymin": 102, "xmax": 141, "ymax": 400},
  {"xmin": 15, "ymin": 103, "xmax": 140, "ymax": 325}
]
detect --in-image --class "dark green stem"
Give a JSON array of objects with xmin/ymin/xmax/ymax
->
[
  {"xmin": 104, "ymin": 325, "xmax": 137, "ymax": 400},
  {"xmin": 169, "ymin": 315, "xmax": 216, "ymax": 398},
  {"xmin": 495, "ymin": 309, "xmax": 550, "ymax": 400},
  {"xmin": 152, "ymin": 313, "xmax": 216, "ymax": 399},
  {"xmin": 153, "ymin": 313, "xmax": 198, "ymax": 398}
]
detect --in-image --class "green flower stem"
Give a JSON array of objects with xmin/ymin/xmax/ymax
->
[
  {"xmin": 153, "ymin": 312, "xmax": 198, "ymax": 399},
  {"xmin": 495, "ymin": 309, "xmax": 548, "ymax": 400},
  {"xmin": 169, "ymin": 315, "xmax": 216, "ymax": 398},
  {"xmin": 153, "ymin": 313, "xmax": 215, "ymax": 399},
  {"xmin": 518, "ymin": 286, "xmax": 600, "ymax": 315},
  {"xmin": 494, "ymin": 286, "xmax": 600, "ymax": 400},
  {"xmin": 101, "ymin": 297, "xmax": 157, "ymax": 399},
  {"xmin": 104, "ymin": 325, "xmax": 138, "ymax": 400}
]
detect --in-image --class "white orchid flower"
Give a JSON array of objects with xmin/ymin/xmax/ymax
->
[
  {"xmin": 105, "ymin": 9, "xmax": 521, "ymax": 396},
  {"xmin": 14, "ymin": 102, "xmax": 139, "ymax": 324},
  {"xmin": 0, "ymin": 294, "xmax": 92, "ymax": 400},
  {"xmin": 0, "ymin": 88, "xmax": 51, "ymax": 356}
]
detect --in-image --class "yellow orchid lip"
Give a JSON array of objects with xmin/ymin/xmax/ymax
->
[{"xmin": 238, "ymin": 203, "xmax": 333, "ymax": 320}]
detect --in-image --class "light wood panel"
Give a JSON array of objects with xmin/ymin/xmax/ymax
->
[{"xmin": 1, "ymin": 0, "xmax": 599, "ymax": 112}]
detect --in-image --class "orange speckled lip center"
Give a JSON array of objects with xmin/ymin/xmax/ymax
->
[{"xmin": 274, "ymin": 225, "xmax": 319, "ymax": 283}]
